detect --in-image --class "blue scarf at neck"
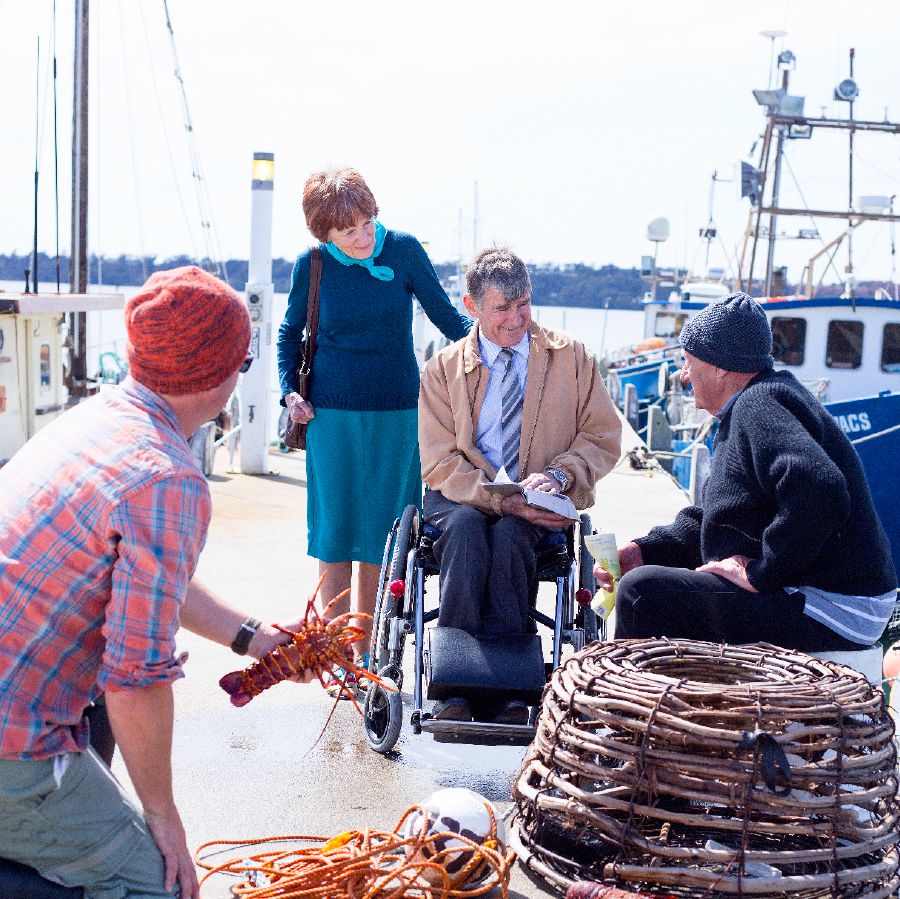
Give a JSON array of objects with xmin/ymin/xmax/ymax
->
[{"xmin": 324, "ymin": 220, "xmax": 395, "ymax": 281}]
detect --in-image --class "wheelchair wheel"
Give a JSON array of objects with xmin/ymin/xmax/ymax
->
[
  {"xmin": 363, "ymin": 675, "xmax": 402, "ymax": 754},
  {"xmin": 577, "ymin": 513, "xmax": 601, "ymax": 644},
  {"xmin": 371, "ymin": 505, "xmax": 418, "ymax": 685}
]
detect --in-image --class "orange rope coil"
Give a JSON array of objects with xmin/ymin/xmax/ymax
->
[{"xmin": 194, "ymin": 805, "xmax": 513, "ymax": 898}]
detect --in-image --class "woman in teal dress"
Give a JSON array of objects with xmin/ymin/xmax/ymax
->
[{"xmin": 278, "ymin": 168, "xmax": 470, "ymax": 694}]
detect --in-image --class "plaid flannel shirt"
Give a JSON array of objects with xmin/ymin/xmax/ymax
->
[{"xmin": 0, "ymin": 377, "xmax": 211, "ymax": 759}]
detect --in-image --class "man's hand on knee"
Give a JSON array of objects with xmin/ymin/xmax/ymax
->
[
  {"xmin": 500, "ymin": 493, "xmax": 570, "ymax": 529},
  {"xmin": 697, "ymin": 554, "xmax": 758, "ymax": 593}
]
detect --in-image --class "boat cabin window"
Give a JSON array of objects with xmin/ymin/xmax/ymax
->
[
  {"xmin": 655, "ymin": 312, "xmax": 689, "ymax": 339},
  {"xmin": 40, "ymin": 344, "xmax": 51, "ymax": 390},
  {"xmin": 771, "ymin": 317, "xmax": 806, "ymax": 366},
  {"xmin": 825, "ymin": 320, "xmax": 864, "ymax": 369},
  {"xmin": 883, "ymin": 323, "xmax": 900, "ymax": 373}
]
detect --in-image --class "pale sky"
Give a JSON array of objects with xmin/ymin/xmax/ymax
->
[{"xmin": 2, "ymin": 0, "xmax": 900, "ymax": 287}]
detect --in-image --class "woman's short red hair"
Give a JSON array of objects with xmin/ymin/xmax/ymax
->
[{"xmin": 302, "ymin": 168, "xmax": 379, "ymax": 242}]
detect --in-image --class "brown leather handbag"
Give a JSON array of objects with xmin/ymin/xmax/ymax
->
[{"xmin": 280, "ymin": 248, "xmax": 322, "ymax": 450}]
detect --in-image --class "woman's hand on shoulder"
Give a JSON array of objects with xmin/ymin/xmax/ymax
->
[{"xmin": 285, "ymin": 392, "xmax": 315, "ymax": 423}]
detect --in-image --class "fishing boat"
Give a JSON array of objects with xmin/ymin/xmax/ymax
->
[
  {"xmin": 606, "ymin": 45, "xmax": 900, "ymax": 581},
  {"xmin": 0, "ymin": 290, "xmax": 124, "ymax": 465}
]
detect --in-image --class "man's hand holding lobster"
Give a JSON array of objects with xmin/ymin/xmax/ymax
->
[{"xmin": 250, "ymin": 614, "xmax": 351, "ymax": 685}]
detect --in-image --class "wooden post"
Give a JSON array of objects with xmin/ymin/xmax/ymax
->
[
  {"xmin": 647, "ymin": 406, "xmax": 673, "ymax": 473},
  {"xmin": 623, "ymin": 383, "xmax": 639, "ymax": 433}
]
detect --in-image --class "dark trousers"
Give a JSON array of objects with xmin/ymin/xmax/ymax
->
[
  {"xmin": 424, "ymin": 490, "xmax": 547, "ymax": 636},
  {"xmin": 614, "ymin": 565, "xmax": 867, "ymax": 651}
]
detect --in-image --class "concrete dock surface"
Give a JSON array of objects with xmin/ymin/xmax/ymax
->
[{"xmin": 115, "ymin": 419, "xmax": 689, "ymax": 897}]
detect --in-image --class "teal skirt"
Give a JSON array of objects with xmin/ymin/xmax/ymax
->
[{"xmin": 305, "ymin": 407, "xmax": 421, "ymax": 565}]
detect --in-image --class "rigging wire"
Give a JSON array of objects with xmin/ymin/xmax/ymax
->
[
  {"xmin": 852, "ymin": 149, "xmax": 900, "ymax": 185},
  {"xmin": 714, "ymin": 232, "xmax": 739, "ymax": 283},
  {"xmin": 29, "ymin": 4, "xmax": 58, "ymax": 294},
  {"xmin": 52, "ymin": 0, "xmax": 60, "ymax": 290},
  {"xmin": 136, "ymin": 1, "xmax": 199, "ymax": 263},
  {"xmin": 891, "ymin": 195, "xmax": 898, "ymax": 301},
  {"xmin": 781, "ymin": 152, "xmax": 844, "ymax": 287},
  {"xmin": 93, "ymin": 1, "xmax": 102, "ymax": 289},
  {"xmin": 117, "ymin": 1, "xmax": 149, "ymax": 283},
  {"xmin": 852, "ymin": 224, "xmax": 887, "ymax": 278},
  {"xmin": 161, "ymin": 0, "xmax": 229, "ymax": 283}
]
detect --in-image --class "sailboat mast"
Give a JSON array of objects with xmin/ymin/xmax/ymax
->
[
  {"xmin": 69, "ymin": 0, "xmax": 89, "ymax": 393},
  {"xmin": 764, "ymin": 66, "xmax": 790, "ymax": 297},
  {"xmin": 32, "ymin": 38, "xmax": 40, "ymax": 294},
  {"xmin": 846, "ymin": 48, "xmax": 856, "ymax": 297}
]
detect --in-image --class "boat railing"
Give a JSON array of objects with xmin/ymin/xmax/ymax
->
[
  {"xmin": 800, "ymin": 378, "xmax": 830, "ymax": 401},
  {"xmin": 606, "ymin": 342, "xmax": 682, "ymax": 371}
]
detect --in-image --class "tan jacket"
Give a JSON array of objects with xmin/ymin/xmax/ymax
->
[{"xmin": 419, "ymin": 322, "xmax": 622, "ymax": 515}]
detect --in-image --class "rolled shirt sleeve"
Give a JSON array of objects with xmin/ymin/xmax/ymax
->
[{"xmin": 100, "ymin": 473, "xmax": 211, "ymax": 691}]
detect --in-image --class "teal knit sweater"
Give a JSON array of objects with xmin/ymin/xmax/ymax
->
[{"xmin": 278, "ymin": 230, "xmax": 471, "ymax": 411}]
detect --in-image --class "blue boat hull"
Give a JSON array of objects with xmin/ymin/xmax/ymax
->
[{"xmin": 826, "ymin": 392, "xmax": 900, "ymax": 578}]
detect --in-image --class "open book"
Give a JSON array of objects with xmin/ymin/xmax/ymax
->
[{"xmin": 483, "ymin": 467, "xmax": 578, "ymax": 521}]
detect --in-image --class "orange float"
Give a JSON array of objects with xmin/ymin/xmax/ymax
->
[
  {"xmin": 884, "ymin": 642, "xmax": 900, "ymax": 682},
  {"xmin": 631, "ymin": 337, "xmax": 668, "ymax": 354}
]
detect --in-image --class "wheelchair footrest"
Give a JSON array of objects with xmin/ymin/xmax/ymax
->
[
  {"xmin": 426, "ymin": 627, "xmax": 545, "ymax": 704},
  {"xmin": 420, "ymin": 717, "xmax": 536, "ymax": 746}
]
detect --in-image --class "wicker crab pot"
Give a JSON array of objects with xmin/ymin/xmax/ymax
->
[{"xmin": 512, "ymin": 639, "xmax": 900, "ymax": 897}]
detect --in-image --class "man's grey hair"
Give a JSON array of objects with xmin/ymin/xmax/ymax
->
[{"xmin": 465, "ymin": 247, "xmax": 532, "ymax": 308}]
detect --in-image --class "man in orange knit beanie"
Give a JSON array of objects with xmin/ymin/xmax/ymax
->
[{"xmin": 0, "ymin": 267, "xmax": 310, "ymax": 899}]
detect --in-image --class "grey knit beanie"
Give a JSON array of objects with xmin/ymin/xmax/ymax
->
[{"xmin": 679, "ymin": 292, "xmax": 774, "ymax": 372}]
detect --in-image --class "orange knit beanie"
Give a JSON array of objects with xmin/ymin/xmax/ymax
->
[{"xmin": 125, "ymin": 266, "xmax": 251, "ymax": 395}]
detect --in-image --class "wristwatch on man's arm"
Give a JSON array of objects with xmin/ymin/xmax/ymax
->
[
  {"xmin": 544, "ymin": 467, "xmax": 569, "ymax": 491},
  {"xmin": 230, "ymin": 617, "xmax": 262, "ymax": 655}
]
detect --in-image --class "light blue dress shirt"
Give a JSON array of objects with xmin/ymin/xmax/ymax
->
[{"xmin": 475, "ymin": 332, "xmax": 530, "ymax": 474}]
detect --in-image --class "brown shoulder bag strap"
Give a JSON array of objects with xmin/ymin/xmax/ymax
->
[{"xmin": 304, "ymin": 247, "xmax": 322, "ymax": 364}]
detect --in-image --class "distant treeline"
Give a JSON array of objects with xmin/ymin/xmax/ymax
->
[
  {"xmin": 3, "ymin": 252, "xmax": 891, "ymax": 307},
  {"xmin": 2, "ymin": 252, "xmax": 646, "ymax": 310}
]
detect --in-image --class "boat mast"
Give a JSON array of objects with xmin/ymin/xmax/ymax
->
[
  {"xmin": 741, "ymin": 116, "xmax": 773, "ymax": 296},
  {"xmin": 846, "ymin": 48, "xmax": 856, "ymax": 298},
  {"xmin": 764, "ymin": 64, "xmax": 791, "ymax": 297},
  {"xmin": 742, "ymin": 30, "xmax": 785, "ymax": 296},
  {"xmin": 31, "ymin": 38, "xmax": 40, "ymax": 294},
  {"xmin": 69, "ymin": 0, "xmax": 89, "ymax": 394}
]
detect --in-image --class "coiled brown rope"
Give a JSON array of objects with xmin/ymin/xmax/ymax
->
[{"xmin": 194, "ymin": 804, "xmax": 513, "ymax": 898}]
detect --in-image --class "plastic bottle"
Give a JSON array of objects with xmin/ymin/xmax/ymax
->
[{"xmin": 584, "ymin": 532, "xmax": 620, "ymax": 620}]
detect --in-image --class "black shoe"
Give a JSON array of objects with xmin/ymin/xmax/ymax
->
[
  {"xmin": 493, "ymin": 699, "xmax": 529, "ymax": 725},
  {"xmin": 432, "ymin": 697, "xmax": 472, "ymax": 721}
]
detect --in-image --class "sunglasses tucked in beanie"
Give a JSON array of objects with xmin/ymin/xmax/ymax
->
[
  {"xmin": 679, "ymin": 291, "xmax": 774, "ymax": 373},
  {"xmin": 124, "ymin": 266, "xmax": 251, "ymax": 395}
]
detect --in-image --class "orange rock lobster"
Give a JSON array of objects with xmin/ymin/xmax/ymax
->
[{"xmin": 218, "ymin": 574, "xmax": 393, "ymax": 711}]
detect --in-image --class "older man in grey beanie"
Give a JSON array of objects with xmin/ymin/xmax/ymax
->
[{"xmin": 595, "ymin": 292, "xmax": 896, "ymax": 650}]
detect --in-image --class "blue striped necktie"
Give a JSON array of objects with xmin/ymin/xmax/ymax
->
[{"xmin": 498, "ymin": 347, "xmax": 524, "ymax": 480}]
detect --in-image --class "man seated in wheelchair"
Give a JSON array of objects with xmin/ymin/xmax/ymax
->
[{"xmin": 418, "ymin": 247, "xmax": 622, "ymax": 723}]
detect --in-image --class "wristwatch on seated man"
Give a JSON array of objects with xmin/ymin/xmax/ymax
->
[{"xmin": 544, "ymin": 467, "xmax": 568, "ymax": 491}]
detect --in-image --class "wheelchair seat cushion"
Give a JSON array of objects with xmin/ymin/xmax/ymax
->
[{"xmin": 426, "ymin": 626, "xmax": 546, "ymax": 704}]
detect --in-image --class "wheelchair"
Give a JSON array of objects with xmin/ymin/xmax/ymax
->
[{"xmin": 362, "ymin": 503, "xmax": 601, "ymax": 753}]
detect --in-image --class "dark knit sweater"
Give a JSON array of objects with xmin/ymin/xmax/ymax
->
[
  {"xmin": 636, "ymin": 370, "xmax": 896, "ymax": 596},
  {"xmin": 277, "ymin": 230, "xmax": 470, "ymax": 412}
]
